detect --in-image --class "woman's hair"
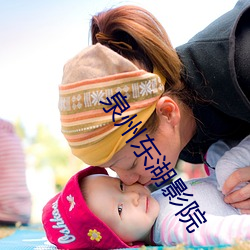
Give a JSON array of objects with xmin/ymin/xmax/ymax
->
[{"xmin": 90, "ymin": 5, "xmax": 193, "ymax": 133}]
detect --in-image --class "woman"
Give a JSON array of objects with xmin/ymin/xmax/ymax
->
[{"xmin": 59, "ymin": 1, "xmax": 250, "ymax": 212}]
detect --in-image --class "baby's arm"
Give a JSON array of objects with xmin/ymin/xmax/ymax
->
[
  {"xmin": 159, "ymin": 210, "xmax": 250, "ymax": 246},
  {"xmin": 215, "ymin": 135, "xmax": 250, "ymax": 192}
]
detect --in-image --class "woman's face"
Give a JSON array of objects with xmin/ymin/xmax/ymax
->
[
  {"xmin": 100, "ymin": 93, "xmax": 195, "ymax": 186},
  {"xmin": 99, "ymin": 61, "xmax": 183, "ymax": 186},
  {"xmin": 100, "ymin": 122, "xmax": 182, "ymax": 186}
]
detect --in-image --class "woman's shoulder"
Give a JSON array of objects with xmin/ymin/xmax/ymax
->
[{"xmin": 176, "ymin": 0, "xmax": 250, "ymax": 123}]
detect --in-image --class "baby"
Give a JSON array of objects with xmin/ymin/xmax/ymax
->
[{"xmin": 42, "ymin": 136, "xmax": 250, "ymax": 249}]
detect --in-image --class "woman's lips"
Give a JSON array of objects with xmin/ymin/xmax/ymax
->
[{"xmin": 143, "ymin": 180, "xmax": 154, "ymax": 186}]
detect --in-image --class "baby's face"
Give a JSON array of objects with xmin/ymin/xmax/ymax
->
[{"xmin": 84, "ymin": 174, "xmax": 160, "ymax": 244}]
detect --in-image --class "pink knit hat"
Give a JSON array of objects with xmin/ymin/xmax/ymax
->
[{"xmin": 42, "ymin": 166, "xmax": 141, "ymax": 249}]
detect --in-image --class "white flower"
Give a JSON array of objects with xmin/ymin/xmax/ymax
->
[
  {"xmin": 67, "ymin": 195, "xmax": 76, "ymax": 211},
  {"xmin": 116, "ymin": 87, "xmax": 122, "ymax": 93},
  {"xmin": 91, "ymin": 90, "xmax": 105, "ymax": 106},
  {"xmin": 72, "ymin": 94, "xmax": 82, "ymax": 110},
  {"xmin": 59, "ymin": 97, "xmax": 71, "ymax": 111},
  {"xmin": 158, "ymin": 83, "xmax": 164, "ymax": 93},
  {"xmin": 123, "ymin": 85, "xmax": 129, "ymax": 93},
  {"xmin": 140, "ymin": 80, "xmax": 152, "ymax": 96}
]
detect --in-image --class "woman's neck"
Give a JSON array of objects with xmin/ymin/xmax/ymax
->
[{"xmin": 179, "ymin": 103, "xmax": 197, "ymax": 149}]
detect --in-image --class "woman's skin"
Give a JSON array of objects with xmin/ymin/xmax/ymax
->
[
  {"xmin": 223, "ymin": 166, "xmax": 250, "ymax": 214},
  {"xmin": 100, "ymin": 95, "xmax": 196, "ymax": 186},
  {"xmin": 100, "ymin": 95, "xmax": 250, "ymax": 213}
]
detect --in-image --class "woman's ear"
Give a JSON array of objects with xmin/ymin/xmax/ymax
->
[{"xmin": 156, "ymin": 96, "xmax": 180, "ymax": 126}]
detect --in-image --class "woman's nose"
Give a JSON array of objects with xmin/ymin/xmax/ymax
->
[{"xmin": 112, "ymin": 168, "xmax": 140, "ymax": 185}]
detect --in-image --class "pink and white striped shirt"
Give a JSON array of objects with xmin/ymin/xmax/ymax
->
[
  {"xmin": 152, "ymin": 135, "xmax": 250, "ymax": 246},
  {"xmin": 0, "ymin": 119, "xmax": 31, "ymax": 224}
]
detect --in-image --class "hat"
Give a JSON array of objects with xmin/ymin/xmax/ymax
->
[
  {"xmin": 59, "ymin": 43, "xmax": 165, "ymax": 166},
  {"xmin": 42, "ymin": 166, "xmax": 141, "ymax": 249}
]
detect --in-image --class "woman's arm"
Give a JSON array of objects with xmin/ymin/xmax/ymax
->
[
  {"xmin": 215, "ymin": 135, "xmax": 250, "ymax": 213},
  {"xmin": 223, "ymin": 166, "xmax": 250, "ymax": 213}
]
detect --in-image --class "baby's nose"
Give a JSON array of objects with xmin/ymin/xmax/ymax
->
[{"xmin": 126, "ymin": 191, "xmax": 140, "ymax": 206}]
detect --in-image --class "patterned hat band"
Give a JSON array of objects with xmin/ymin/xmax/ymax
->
[{"xmin": 59, "ymin": 44, "xmax": 165, "ymax": 165}]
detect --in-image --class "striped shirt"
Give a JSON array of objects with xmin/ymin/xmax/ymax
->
[
  {"xmin": 0, "ymin": 119, "xmax": 31, "ymax": 224},
  {"xmin": 152, "ymin": 136, "xmax": 250, "ymax": 246}
]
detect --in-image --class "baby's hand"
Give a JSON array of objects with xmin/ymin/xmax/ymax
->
[{"xmin": 223, "ymin": 166, "xmax": 250, "ymax": 214}]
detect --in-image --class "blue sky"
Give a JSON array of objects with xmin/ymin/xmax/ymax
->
[{"xmin": 0, "ymin": 0, "xmax": 238, "ymax": 139}]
